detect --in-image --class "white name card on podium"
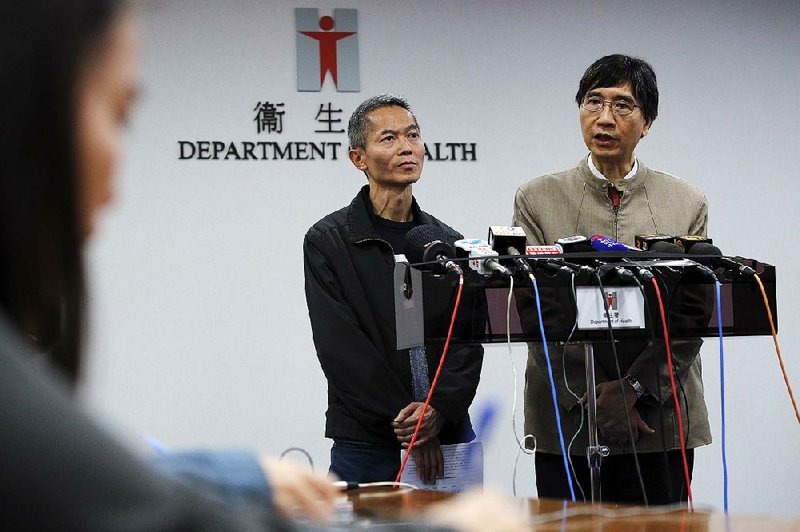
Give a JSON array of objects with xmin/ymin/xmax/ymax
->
[{"xmin": 576, "ymin": 286, "xmax": 645, "ymax": 330}]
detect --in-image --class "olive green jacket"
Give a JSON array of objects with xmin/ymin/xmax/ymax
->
[{"xmin": 512, "ymin": 157, "xmax": 712, "ymax": 454}]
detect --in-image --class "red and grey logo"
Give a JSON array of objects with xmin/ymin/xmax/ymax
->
[
  {"xmin": 295, "ymin": 8, "xmax": 360, "ymax": 92},
  {"xmin": 606, "ymin": 291, "xmax": 618, "ymax": 311}
]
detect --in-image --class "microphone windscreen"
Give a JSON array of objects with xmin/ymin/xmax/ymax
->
[
  {"xmin": 405, "ymin": 224, "xmax": 456, "ymax": 264},
  {"xmin": 635, "ymin": 234, "xmax": 677, "ymax": 250},
  {"xmin": 687, "ymin": 242, "xmax": 722, "ymax": 256},
  {"xmin": 650, "ymin": 241, "xmax": 685, "ymax": 254},
  {"xmin": 676, "ymin": 235, "xmax": 713, "ymax": 253}
]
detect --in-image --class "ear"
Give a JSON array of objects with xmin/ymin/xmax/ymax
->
[
  {"xmin": 640, "ymin": 121, "xmax": 651, "ymax": 139},
  {"xmin": 349, "ymin": 147, "xmax": 368, "ymax": 172}
]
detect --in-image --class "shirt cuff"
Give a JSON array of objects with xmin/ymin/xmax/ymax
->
[{"xmin": 150, "ymin": 450, "xmax": 272, "ymax": 508}]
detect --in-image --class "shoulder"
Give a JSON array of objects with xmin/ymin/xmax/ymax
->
[
  {"xmin": 516, "ymin": 165, "xmax": 583, "ymax": 201},
  {"xmin": 304, "ymin": 205, "xmax": 349, "ymax": 247},
  {"xmin": 642, "ymin": 166, "xmax": 706, "ymax": 202}
]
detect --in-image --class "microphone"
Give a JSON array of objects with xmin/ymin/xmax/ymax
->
[
  {"xmin": 597, "ymin": 262, "xmax": 636, "ymax": 282},
  {"xmin": 404, "ymin": 224, "xmax": 463, "ymax": 275},
  {"xmin": 586, "ymin": 234, "xmax": 640, "ymax": 280},
  {"xmin": 676, "ymin": 235, "xmax": 713, "ymax": 253},
  {"xmin": 556, "ymin": 235, "xmax": 593, "ymax": 253},
  {"xmin": 590, "ymin": 234, "xmax": 632, "ymax": 252},
  {"xmin": 649, "ymin": 240, "xmax": 685, "ymax": 255},
  {"xmin": 526, "ymin": 244, "xmax": 563, "ymax": 255},
  {"xmin": 487, "ymin": 226, "xmax": 532, "ymax": 273},
  {"xmin": 687, "ymin": 242, "xmax": 755, "ymax": 276},
  {"xmin": 524, "ymin": 243, "xmax": 578, "ymax": 274},
  {"xmin": 454, "ymin": 239, "xmax": 512, "ymax": 276},
  {"xmin": 635, "ymin": 234, "xmax": 677, "ymax": 251}
]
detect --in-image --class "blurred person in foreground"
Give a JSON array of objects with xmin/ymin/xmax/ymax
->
[{"xmin": 0, "ymin": 0, "xmax": 337, "ymax": 528}]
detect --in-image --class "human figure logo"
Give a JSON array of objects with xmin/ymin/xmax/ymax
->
[
  {"xmin": 607, "ymin": 291, "xmax": 618, "ymax": 311},
  {"xmin": 296, "ymin": 8, "xmax": 360, "ymax": 92}
]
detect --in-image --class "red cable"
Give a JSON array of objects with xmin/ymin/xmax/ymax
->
[
  {"xmin": 395, "ymin": 274, "xmax": 465, "ymax": 484},
  {"xmin": 650, "ymin": 278, "xmax": 694, "ymax": 509}
]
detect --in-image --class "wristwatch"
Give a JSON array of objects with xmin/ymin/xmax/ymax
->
[{"xmin": 623, "ymin": 373, "xmax": 646, "ymax": 399}]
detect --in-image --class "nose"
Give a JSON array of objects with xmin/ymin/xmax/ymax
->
[
  {"xmin": 398, "ymin": 135, "xmax": 413, "ymax": 155},
  {"xmin": 597, "ymin": 101, "xmax": 615, "ymax": 126}
]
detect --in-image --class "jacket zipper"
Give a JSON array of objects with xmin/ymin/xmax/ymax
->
[{"xmin": 608, "ymin": 186, "xmax": 622, "ymax": 240}]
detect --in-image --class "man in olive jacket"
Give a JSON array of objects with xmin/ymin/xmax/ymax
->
[
  {"xmin": 304, "ymin": 94, "xmax": 483, "ymax": 485},
  {"xmin": 512, "ymin": 55, "xmax": 711, "ymax": 504}
]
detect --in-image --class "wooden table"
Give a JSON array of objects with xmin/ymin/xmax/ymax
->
[{"xmin": 345, "ymin": 487, "xmax": 800, "ymax": 531}]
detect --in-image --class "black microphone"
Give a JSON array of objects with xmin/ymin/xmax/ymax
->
[
  {"xmin": 556, "ymin": 235, "xmax": 594, "ymax": 253},
  {"xmin": 487, "ymin": 226, "xmax": 532, "ymax": 273},
  {"xmin": 404, "ymin": 224, "xmax": 463, "ymax": 275},
  {"xmin": 635, "ymin": 234, "xmax": 677, "ymax": 251},
  {"xmin": 676, "ymin": 235, "xmax": 713, "ymax": 253},
  {"xmin": 687, "ymin": 242, "xmax": 755, "ymax": 276},
  {"xmin": 644, "ymin": 241, "xmax": 686, "ymax": 276},
  {"xmin": 649, "ymin": 240, "xmax": 685, "ymax": 255}
]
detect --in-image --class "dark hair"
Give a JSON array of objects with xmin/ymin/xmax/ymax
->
[
  {"xmin": 0, "ymin": 0, "xmax": 124, "ymax": 383},
  {"xmin": 347, "ymin": 94, "xmax": 418, "ymax": 150},
  {"xmin": 575, "ymin": 54, "xmax": 659, "ymax": 124}
]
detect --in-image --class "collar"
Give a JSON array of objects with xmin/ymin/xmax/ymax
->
[
  {"xmin": 579, "ymin": 156, "xmax": 647, "ymax": 192},
  {"xmin": 346, "ymin": 184, "xmax": 426, "ymax": 244},
  {"xmin": 587, "ymin": 153, "xmax": 638, "ymax": 181}
]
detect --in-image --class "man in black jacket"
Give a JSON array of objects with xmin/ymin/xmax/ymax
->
[{"xmin": 304, "ymin": 94, "xmax": 483, "ymax": 485}]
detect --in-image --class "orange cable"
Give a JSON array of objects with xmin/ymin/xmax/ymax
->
[{"xmin": 753, "ymin": 274, "xmax": 800, "ymax": 424}]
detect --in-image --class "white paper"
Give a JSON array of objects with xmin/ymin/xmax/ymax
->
[
  {"xmin": 400, "ymin": 441, "xmax": 483, "ymax": 492},
  {"xmin": 576, "ymin": 285, "xmax": 645, "ymax": 330}
]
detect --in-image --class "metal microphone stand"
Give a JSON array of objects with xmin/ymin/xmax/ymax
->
[{"xmin": 583, "ymin": 342, "xmax": 609, "ymax": 503}]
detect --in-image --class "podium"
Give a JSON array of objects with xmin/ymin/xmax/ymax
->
[
  {"xmin": 394, "ymin": 252, "xmax": 776, "ymax": 345},
  {"xmin": 394, "ymin": 251, "xmax": 777, "ymax": 502}
]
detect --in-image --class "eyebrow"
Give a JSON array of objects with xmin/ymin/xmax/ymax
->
[
  {"xmin": 587, "ymin": 90, "xmax": 636, "ymax": 103},
  {"xmin": 378, "ymin": 124, "xmax": 420, "ymax": 136}
]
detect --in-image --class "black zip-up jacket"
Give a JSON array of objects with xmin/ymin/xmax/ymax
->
[{"xmin": 303, "ymin": 186, "xmax": 483, "ymax": 446}]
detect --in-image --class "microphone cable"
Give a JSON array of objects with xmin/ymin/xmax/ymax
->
[
  {"xmin": 594, "ymin": 272, "xmax": 648, "ymax": 506},
  {"xmin": 654, "ymin": 272, "xmax": 694, "ymax": 478},
  {"xmin": 631, "ymin": 268, "xmax": 671, "ymax": 488},
  {"xmin": 679, "ymin": 261, "xmax": 727, "ymax": 512},
  {"xmin": 752, "ymin": 274, "xmax": 800, "ymax": 424},
  {"xmin": 395, "ymin": 273, "xmax": 465, "ymax": 484},
  {"xmin": 649, "ymin": 277, "xmax": 694, "ymax": 509},
  {"xmin": 504, "ymin": 275, "xmax": 536, "ymax": 497},
  {"xmin": 712, "ymin": 279, "xmax": 729, "ymax": 513},
  {"xmin": 529, "ymin": 272, "xmax": 576, "ymax": 502},
  {"xmin": 561, "ymin": 271, "xmax": 587, "ymax": 502}
]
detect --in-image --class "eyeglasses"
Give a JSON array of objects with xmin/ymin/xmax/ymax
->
[{"xmin": 581, "ymin": 96, "xmax": 640, "ymax": 117}]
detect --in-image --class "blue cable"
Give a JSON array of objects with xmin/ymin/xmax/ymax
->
[
  {"xmin": 530, "ymin": 274, "xmax": 576, "ymax": 502},
  {"xmin": 715, "ymin": 280, "xmax": 728, "ymax": 512}
]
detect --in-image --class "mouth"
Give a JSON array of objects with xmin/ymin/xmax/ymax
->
[
  {"xmin": 398, "ymin": 161, "xmax": 418, "ymax": 169},
  {"xmin": 593, "ymin": 133, "xmax": 617, "ymax": 146}
]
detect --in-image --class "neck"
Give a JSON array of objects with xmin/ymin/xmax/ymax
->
[
  {"xmin": 368, "ymin": 183, "xmax": 414, "ymax": 222},
  {"xmin": 591, "ymin": 153, "xmax": 635, "ymax": 183}
]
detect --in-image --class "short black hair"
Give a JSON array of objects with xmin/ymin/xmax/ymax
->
[
  {"xmin": 347, "ymin": 94, "xmax": 418, "ymax": 150},
  {"xmin": 575, "ymin": 54, "xmax": 659, "ymax": 124}
]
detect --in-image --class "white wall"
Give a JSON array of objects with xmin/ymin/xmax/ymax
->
[{"xmin": 83, "ymin": 0, "xmax": 800, "ymax": 517}]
